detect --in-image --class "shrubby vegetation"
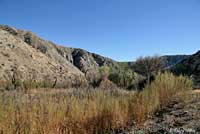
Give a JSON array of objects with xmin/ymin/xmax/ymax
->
[
  {"xmin": 0, "ymin": 72, "xmax": 192, "ymax": 133},
  {"xmin": 108, "ymin": 63, "xmax": 142, "ymax": 90},
  {"xmin": 0, "ymin": 69, "xmax": 86, "ymax": 91},
  {"xmin": 84, "ymin": 65, "xmax": 139, "ymax": 89},
  {"xmin": 0, "ymin": 56, "xmax": 167, "ymax": 91},
  {"xmin": 131, "ymin": 55, "xmax": 166, "ymax": 84},
  {"xmin": 92, "ymin": 56, "xmax": 167, "ymax": 90}
]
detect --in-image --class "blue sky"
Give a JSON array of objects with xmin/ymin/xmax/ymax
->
[{"xmin": 0, "ymin": 0, "xmax": 200, "ymax": 61}]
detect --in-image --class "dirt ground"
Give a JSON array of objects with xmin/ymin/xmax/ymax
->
[{"xmin": 123, "ymin": 90, "xmax": 200, "ymax": 134}]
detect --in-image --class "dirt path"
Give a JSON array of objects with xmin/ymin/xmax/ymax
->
[{"xmin": 123, "ymin": 91, "xmax": 200, "ymax": 134}]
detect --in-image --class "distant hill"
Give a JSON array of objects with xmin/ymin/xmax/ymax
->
[
  {"xmin": 171, "ymin": 50, "xmax": 200, "ymax": 88},
  {"xmin": 162, "ymin": 55, "xmax": 190, "ymax": 68},
  {"xmin": 127, "ymin": 55, "xmax": 189, "ymax": 70}
]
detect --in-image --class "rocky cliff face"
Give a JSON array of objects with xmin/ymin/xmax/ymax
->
[{"xmin": 71, "ymin": 48, "xmax": 120, "ymax": 73}]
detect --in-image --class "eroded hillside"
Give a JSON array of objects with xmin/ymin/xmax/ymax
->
[
  {"xmin": 0, "ymin": 26, "xmax": 86, "ymax": 88},
  {"xmin": 0, "ymin": 25, "xmax": 120, "ymax": 74}
]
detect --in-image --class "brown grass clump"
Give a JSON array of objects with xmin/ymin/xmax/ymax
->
[
  {"xmin": 0, "ymin": 72, "xmax": 192, "ymax": 133},
  {"xmin": 131, "ymin": 72, "xmax": 193, "ymax": 123}
]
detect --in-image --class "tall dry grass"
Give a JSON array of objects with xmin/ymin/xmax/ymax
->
[
  {"xmin": 131, "ymin": 72, "xmax": 193, "ymax": 123},
  {"xmin": 0, "ymin": 72, "xmax": 192, "ymax": 134},
  {"xmin": 0, "ymin": 89, "xmax": 133, "ymax": 134}
]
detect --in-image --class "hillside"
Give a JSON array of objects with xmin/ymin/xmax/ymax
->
[
  {"xmin": 0, "ymin": 25, "xmax": 123, "ymax": 88},
  {"xmin": 162, "ymin": 55, "xmax": 190, "ymax": 67},
  {"xmin": 0, "ymin": 26, "xmax": 88, "ymax": 88},
  {"xmin": 127, "ymin": 55, "xmax": 189, "ymax": 71},
  {"xmin": 0, "ymin": 25, "xmax": 120, "ymax": 73},
  {"xmin": 171, "ymin": 50, "xmax": 200, "ymax": 88},
  {"xmin": 0, "ymin": 25, "xmax": 196, "ymax": 89}
]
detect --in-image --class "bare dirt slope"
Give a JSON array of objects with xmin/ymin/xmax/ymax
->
[
  {"xmin": 0, "ymin": 25, "xmax": 120, "ymax": 74},
  {"xmin": 0, "ymin": 26, "xmax": 86, "ymax": 87},
  {"xmin": 0, "ymin": 25, "xmax": 122, "ymax": 88}
]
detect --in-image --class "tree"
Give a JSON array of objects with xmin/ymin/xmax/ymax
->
[{"xmin": 132, "ymin": 56, "xmax": 166, "ymax": 84}]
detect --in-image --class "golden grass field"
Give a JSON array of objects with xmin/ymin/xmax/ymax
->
[{"xmin": 0, "ymin": 72, "xmax": 193, "ymax": 134}]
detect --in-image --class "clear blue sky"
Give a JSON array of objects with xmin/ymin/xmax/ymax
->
[{"xmin": 0, "ymin": 0, "xmax": 199, "ymax": 61}]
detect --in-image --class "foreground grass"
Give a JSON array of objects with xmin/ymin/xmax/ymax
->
[{"xmin": 0, "ymin": 72, "xmax": 192, "ymax": 134}]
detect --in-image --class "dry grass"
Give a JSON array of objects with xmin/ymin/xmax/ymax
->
[
  {"xmin": 0, "ymin": 72, "xmax": 192, "ymax": 134},
  {"xmin": 131, "ymin": 72, "xmax": 193, "ymax": 123},
  {"xmin": 0, "ymin": 89, "xmax": 133, "ymax": 134}
]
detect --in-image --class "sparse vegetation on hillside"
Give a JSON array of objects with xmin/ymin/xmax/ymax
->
[{"xmin": 0, "ymin": 72, "xmax": 192, "ymax": 134}]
